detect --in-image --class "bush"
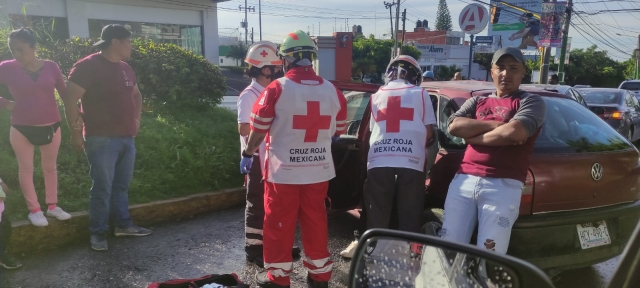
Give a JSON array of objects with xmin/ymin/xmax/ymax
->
[
  {"xmin": 0, "ymin": 104, "xmax": 242, "ymax": 220},
  {"xmin": 37, "ymin": 38, "xmax": 227, "ymax": 112}
]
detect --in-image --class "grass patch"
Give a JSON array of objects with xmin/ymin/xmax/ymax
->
[{"xmin": 0, "ymin": 105, "xmax": 242, "ymax": 220}]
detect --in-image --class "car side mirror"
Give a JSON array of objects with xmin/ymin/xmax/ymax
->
[
  {"xmin": 590, "ymin": 107, "xmax": 605, "ymax": 115},
  {"xmin": 349, "ymin": 229, "xmax": 555, "ymax": 288}
]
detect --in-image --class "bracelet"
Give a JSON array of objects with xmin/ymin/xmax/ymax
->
[{"xmin": 242, "ymin": 150, "xmax": 253, "ymax": 158}]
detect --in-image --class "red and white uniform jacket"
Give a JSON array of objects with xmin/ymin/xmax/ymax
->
[
  {"xmin": 250, "ymin": 67, "xmax": 347, "ymax": 184},
  {"xmin": 368, "ymin": 80, "xmax": 437, "ymax": 172},
  {"xmin": 237, "ymin": 80, "xmax": 267, "ymax": 170}
]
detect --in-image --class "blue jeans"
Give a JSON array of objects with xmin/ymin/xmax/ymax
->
[
  {"xmin": 439, "ymin": 174, "xmax": 523, "ymax": 254},
  {"xmin": 85, "ymin": 136, "xmax": 135, "ymax": 235}
]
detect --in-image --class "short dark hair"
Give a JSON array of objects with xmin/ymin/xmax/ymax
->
[
  {"xmin": 244, "ymin": 66, "xmax": 263, "ymax": 78},
  {"xmin": 9, "ymin": 27, "xmax": 37, "ymax": 48},
  {"xmin": 550, "ymin": 74, "xmax": 558, "ymax": 80}
]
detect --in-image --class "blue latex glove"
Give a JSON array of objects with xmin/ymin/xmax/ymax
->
[
  {"xmin": 240, "ymin": 156, "xmax": 253, "ymax": 174},
  {"xmin": 331, "ymin": 135, "xmax": 340, "ymax": 144}
]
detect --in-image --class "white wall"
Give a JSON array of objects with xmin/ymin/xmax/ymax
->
[
  {"xmin": 0, "ymin": 0, "xmax": 220, "ymax": 63},
  {"xmin": 316, "ymin": 48, "xmax": 336, "ymax": 81},
  {"xmin": 219, "ymin": 56, "xmax": 240, "ymax": 67}
]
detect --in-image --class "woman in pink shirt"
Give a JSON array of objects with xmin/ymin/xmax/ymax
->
[{"xmin": 0, "ymin": 28, "xmax": 71, "ymax": 226}]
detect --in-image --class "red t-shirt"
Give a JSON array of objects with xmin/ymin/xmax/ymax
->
[{"xmin": 68, "ymin": 53, "xmax": 137, "ymax": 137}]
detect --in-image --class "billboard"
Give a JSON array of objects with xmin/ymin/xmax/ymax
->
[
  {"xmin": 539, "ymin": 1, "xmax": 567, "ymax": 47},
  {"xmin": 554, "ymin": 37, "xmax": 571, "ymax": 65},
  {"xmin": 414, "ymin": 44, "xmax": 451, "ymax": 60},
  {"xmin": 489, "ymin": 0, "xmax": 542, "ymax": 50}
]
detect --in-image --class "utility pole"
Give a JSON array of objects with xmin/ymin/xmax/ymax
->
[
  {"xmin": 401, "ymin": 9, "xmax": 407, "ymax": 52},
  {"xmin": 239, "ymin": 1, "xmax": 255, "ymax": 46},
  {"xmin": 636, "ymin": 35, "xmax": 640, "ymax": 79},
  {"xmin": 384, "ymin": 1, "xmax": 396, "ymax": 42},
  {"xmin": 251, "ymin": 27, "xmax": 254, "ymax": 44},
  {"xmin": 393, "ymin": 0, "xmax": 401, "ymax": 58},
  {"xmin": 558, "ymin": 0, "xmax": 572, "ymax": 85},
  {"xmin": 259, "ymin": 0, "xmax": 262, "ymax": 41},
  {"xmin": 468, "ymin": 35, "xmax": 474, "ymax": 80}
]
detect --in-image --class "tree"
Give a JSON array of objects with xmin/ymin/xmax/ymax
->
[
  {"xmin": 352, "ymin": 34, "xmax": 422, "ymax": 81},
  {"xmin": 435, "ymin": 0, "xmax": 453, "ymax": 31},
  {"xmin": 227, "ymin": 44, "xmax": 248, "ymax": 66},
  {"xmin": 352, "ymin": 58, "xmax": 376, "ymax": 80},
  {"xmin": 437, "ymin": 64, "xmax": 462, "ymax": 80},
  {"xmin": 564, "ymin": 45, "xmax": 625, "ymax": 87},
  {"xmin": 473, "ymin": 53, "xmax": 493, "ymax": 81}
]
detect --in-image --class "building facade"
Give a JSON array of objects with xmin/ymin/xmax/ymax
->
[{"xmin": 0, "ymin": 0, "xmax": 228, "ymax": 63}]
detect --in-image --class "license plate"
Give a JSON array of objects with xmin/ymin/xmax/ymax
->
[{"xmin": 577, "ymin": 220, "xmax": 611, "ymax": 249}]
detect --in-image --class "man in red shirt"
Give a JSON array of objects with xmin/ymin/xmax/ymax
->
[
  {"xmin": 241, "ymin": 30, "xmax": 347, "ymax": 288},
  {"xmin": 440, "ymin": 47, "xmax": 546, "ymax": 254},
  {"xmin": 63, "ymin": 24, "xmax": 152, "ymax": 252}
]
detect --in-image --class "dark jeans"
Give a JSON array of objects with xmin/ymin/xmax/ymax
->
[
  {"xmin": 245, "ymin": 155, "xmax": 265, "ymax": 258},
  {"xmin": 0, "ymin": 216, "xmax": 11, "ymax": 258},
  {"xmin": 363, "ymin": 167, "xmax": 426, "ymax": 233},
  {"xmin": 85, "ymin": 136, "xmax": 135, "ymax": 235}
]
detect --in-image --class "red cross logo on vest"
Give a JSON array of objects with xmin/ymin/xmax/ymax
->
[
  {"xmin": 260, "ymin": 50, "xmax": 269, "ymax": 57},
  {"xmin": 293, "ymin": 101, "xmax": 332, "ymax": 142},
  {"xmin": 375, "ymin": 96, "xmax": 414, "ymax": 133}
]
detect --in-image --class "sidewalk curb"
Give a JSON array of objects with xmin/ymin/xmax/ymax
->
[{"xmin": 10, "ymin": 187, "xmax": 245, "ymax": 254}]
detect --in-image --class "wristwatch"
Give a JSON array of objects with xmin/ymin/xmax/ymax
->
[{"xmin": 242, "ymin": 150, "xmax": 253, "ymax": 158}]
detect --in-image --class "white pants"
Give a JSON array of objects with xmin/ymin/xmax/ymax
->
[{"xmin": 439, "ymin": 174, "xmax": 523, "ymax": 254}]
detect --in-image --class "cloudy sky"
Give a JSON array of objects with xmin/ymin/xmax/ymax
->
[{"xmin": 216, "ymin": 0, "xmax": 640, "ymax": 61}]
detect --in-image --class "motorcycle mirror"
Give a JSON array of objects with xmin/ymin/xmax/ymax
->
[{"xmin": 348, "ymin": 229, "xmax": 555, "ymax": 288}]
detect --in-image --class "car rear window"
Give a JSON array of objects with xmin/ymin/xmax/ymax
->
[
  {"xmin": 342, "ymin": 91, "xmax": 371, "ymax": 136},
  {"xmin": 534, "ymin": 97, "xmax": 632, "ymax": 153},
  {"xmin": 581, "ymin": 90, "xmax": 621, "ymax": 104},
  {"xmin": 620, "ymin": 82, "xmax": 640, "ymax": 91}
]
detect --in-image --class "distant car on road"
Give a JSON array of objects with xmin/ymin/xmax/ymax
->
[
  {"xmin": 521, "ymin": 84, "xmax": 588, "ymax": 108},
  {"xmin": 577, "ymin": 88, "xmax": 640, "ymax": 142},
  {"xmin": 619, "ymin": 80, "xmax": 640, "ymax": 98},
  {"xmin": 573, "ymin": 84, "xmax": 592, "ymax": 89}
]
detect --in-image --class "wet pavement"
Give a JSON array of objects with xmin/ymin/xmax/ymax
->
[{"xmin": 3, "ymin": 207, "xmax": 620, "ymax": 287}]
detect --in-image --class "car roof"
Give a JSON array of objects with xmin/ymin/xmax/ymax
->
[
  {"xmin": 521, "ymin": 84, "xmax": 572, "ymax": 94},
  {"xmin": 576, "ymin": 88, "xmax": 625, "ymax": 94}
]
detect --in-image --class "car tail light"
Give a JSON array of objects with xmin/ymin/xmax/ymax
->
[
  {"xmin": 520, "ymin": 170, "xmax": 534, "ymax": 215},
  {"xmin": 602, "ymin": 111, "xmax": 624, "ymax": 120}
]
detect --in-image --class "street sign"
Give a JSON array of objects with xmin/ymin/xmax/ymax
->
[
  {"xmin": 474, "ymin": 45, "xmax": 496, "ymax": 53},
  {"xmin": 459, "ymin": 3, "xmax": 490, "ymax": 35},
  {"xmin": 475, "ymin": 36, "xmax": 494, "ymax": 44}
]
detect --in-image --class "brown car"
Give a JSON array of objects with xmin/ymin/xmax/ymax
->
[{"xmin": 327, "ymin": 80, "xmax": 640, "ymax": 274}]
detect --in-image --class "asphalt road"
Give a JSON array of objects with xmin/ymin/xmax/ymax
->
[{"xmin": 3, "ymin": 207, "xmax": 620, "ymax": 288}]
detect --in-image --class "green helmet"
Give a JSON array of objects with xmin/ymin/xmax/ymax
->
[{"xmin": 278, "ymin": 30, "xmax": 317, "ymax": 57}]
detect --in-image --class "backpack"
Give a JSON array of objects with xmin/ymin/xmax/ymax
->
[{"xmin": 147, "ymin": 273, "xmax": 249, "ymax": 288}]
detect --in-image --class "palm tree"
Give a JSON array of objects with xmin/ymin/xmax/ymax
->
[{"xmin": 228, "ymin": 44, "xmax": 248, "ymax": 66}]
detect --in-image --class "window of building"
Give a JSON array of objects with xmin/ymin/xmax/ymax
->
[
  {"xmin": 10, "ymin": 14, "xmax": 70, "ymax": 42},
  {"xmin": 88, "ymin": 19, "xmax": 203, "ymax": 55},
  {"xmin": 445, "ymin": 36, "xmax": 461, "ymax": 45},
  {"xmin": 220, "ymin": 58, "xmax": 224, "ymax": 64}
]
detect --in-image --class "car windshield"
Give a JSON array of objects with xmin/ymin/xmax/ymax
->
[
  {"xmin": 620, "ymin": 82, "xmax": 640, "ymax": 91},
  {"xmin": 342, "ymin": 91, "xmax": 371, "ymax": 136},
  {"xmin": 534, "ymin": 97, "xmax": 632, "ymax": 153},
  {"xmin": 580, "ymin": 90, "xmax": 621, "ymax": 105}
]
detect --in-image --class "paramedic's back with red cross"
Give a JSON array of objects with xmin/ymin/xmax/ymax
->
[
  {"xmin": 368, "ymin": 80, "xmax": 437, "ymax": 171},
  {"xmin": 250, "ymin": 67, "xmax": 347, "ymax": 184}
]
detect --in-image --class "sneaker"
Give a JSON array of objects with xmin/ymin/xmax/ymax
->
[
  {"xmin": 90, "ymin": 234, "xmax": 108, "ymax": 251},
  {"xmin": 46, "ymin": 207, "xmax": 72, "ymax": 220},
  {"xmin": 114, "ymin": 225, "xmax": 153, "ymax": 237},
  {"xmin": 255, "ymin": 271, "xmax": 289, "ymax": 288},
  {"xmin": 28, "ymin": 211, "xmax": 49, "ymax": 227},
  {"xmin": 0, "ymin": 254, "xmax": 22, "ymax": 269},
  {"xmin": 307, "ymin": 274, "xmax": 329, "ymax": 288},
  {"xmin": 246, "ymin": 254, "xmax": 264, "ymax": 268},
  {"xmin": 340, "ymin": 240, "xmax": 358, "ymax": 258}
]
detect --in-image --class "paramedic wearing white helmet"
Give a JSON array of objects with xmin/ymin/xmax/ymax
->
[
  {"xmin": 365, "ymin": 55, "xmax": 436, "ymax": 233},
  {"xmin": 237, "ymin": 41, "xmax": 300, "ymax": 268},
  {"xmin": 241, "ymin": 30, "xmax": 347, "ymax": 288}
]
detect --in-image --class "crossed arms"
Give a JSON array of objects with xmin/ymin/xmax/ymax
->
[{"xmin": 448, "ymin": 95, "xmax": 546, "ymax": 146}]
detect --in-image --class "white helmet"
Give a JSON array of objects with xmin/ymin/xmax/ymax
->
[
  {"xmin": 385, "ymin": 55, "xmax": 423, "ymax": 86},
  {"xmin": 245, "ymin": 41, "xmax": 282, "ymax": 68}
]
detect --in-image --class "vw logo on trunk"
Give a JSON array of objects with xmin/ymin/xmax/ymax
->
[{"xmin": 591, "ymin": 163, "xmax": 603, "ymax": 181}]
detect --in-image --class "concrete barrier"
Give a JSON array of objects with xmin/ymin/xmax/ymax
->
[{"xmin": 10, "ymin": 187, "xmax": 245, "ymax": 254}]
